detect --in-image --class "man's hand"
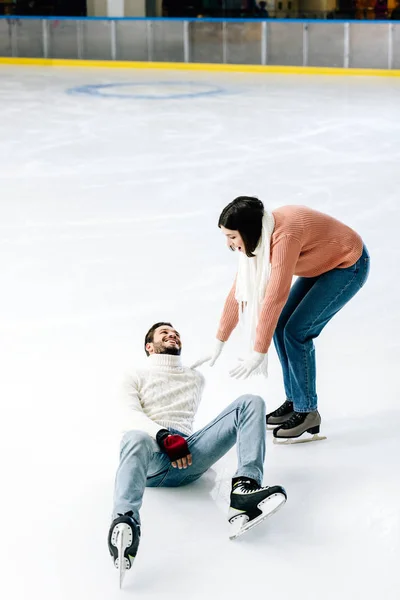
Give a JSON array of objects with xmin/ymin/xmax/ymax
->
[{"xmin": 171, "ymin": 454, "xmax": 193, "ymax": 469}]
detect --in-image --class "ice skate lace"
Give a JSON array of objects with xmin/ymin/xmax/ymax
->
[
  {"xmin": 271, "ymin": 400, "xmax": 293, "ymax": 417},
  {"xmin": 280, "ymin": 411, "xmax": 305, "ymax": 429},
  {"xmin": 236, "ymin": 480, "xmax": 261, "ymax": 494}
]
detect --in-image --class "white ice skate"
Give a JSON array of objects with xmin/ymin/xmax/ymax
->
[
  {"xmin": 228, "ymin": 480, "xmax": 287, "ymax": 540},
  {"xmin": 108, "ymin": 512, "xmax": 140, "ymax": 589},
  {"xmin": 113, "ymin": 524, "xmax": 133, "ymax": 588}
]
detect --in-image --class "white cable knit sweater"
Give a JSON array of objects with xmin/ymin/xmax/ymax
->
[{"xmin": 121, "ymin": 354, "xmax": 205, "ymax": 439}]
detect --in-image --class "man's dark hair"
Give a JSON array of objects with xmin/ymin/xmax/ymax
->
[
  {"xmin": 144, "ymin": 322, "xmax": 173, "ymax": 356},
  {"xmin": 218, "ymin": 196, "xmax": 264, "ymax": 258}
]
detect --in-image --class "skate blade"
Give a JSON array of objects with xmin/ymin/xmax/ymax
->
[
  {"xmin": 273, "ymin": 433, "xmax": 327, "ymax": 445},
  {"xmin": 229, "ymin": 493, "xmax": 286, "ymax": 540},
  {"xmin": 112, "ymin": 523, "xmax": 133, "ymax": 589}
]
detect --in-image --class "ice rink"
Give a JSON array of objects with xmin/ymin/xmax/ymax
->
[{"xmin": 1, "ymin": 65, "xmax": 400, "ymax": 599}]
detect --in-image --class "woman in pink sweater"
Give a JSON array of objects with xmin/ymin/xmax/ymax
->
[{"xmin": 195, "ymin": 197, "xmax": 370, "ymax": 443}]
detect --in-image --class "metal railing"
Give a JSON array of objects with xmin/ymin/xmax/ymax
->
[{"xmin": 0, "ymin": 17, "xmax": 399, "ymax": 70}]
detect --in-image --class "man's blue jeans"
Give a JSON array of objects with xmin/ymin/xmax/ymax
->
[
  {"xmin": 273, "ymin": 245, "xmax": 370, "ymax": 413},
  {"xmin": 113, "ymin": 395, "xmax": 266, "ymax": 524}
]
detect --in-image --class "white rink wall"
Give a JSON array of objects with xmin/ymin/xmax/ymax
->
[{"xmin": 1, "ymin": 17, "xmax": 400, "ymax": 69}]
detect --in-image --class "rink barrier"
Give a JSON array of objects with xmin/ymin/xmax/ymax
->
[
  {"xmin": 0, "ymin": 17, "xmax": 400, "ymax": 74},
  {"xmin": 1, "ymin": 57, "xmax": 400, "ymax": 77}
]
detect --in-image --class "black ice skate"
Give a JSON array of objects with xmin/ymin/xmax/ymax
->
[
  {"xmin": 228, "ymin": 478, "xmax": 287, "ymax": 540},
  {"xmin": 108, "ymin": 511, "xmax": 140, "ymax": 588},
  {"xmin": 273, "ymin": 410, "xmax": 327, "ymax": 444},
  {"xmin": 266, "ymin": 399, "xmax": 294, "ymax": 429}
]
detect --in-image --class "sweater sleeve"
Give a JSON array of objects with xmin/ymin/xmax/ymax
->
[
  {"xmin": 254, "ymin": 235, "xmax": 302, "ymax": 354},
  {"xmin": 120, "ymin": 373, "xmax": 165, "ymax": 440},
  {"xmin": 216, "ymin": 277, "xmax": 239, "ymax": 342}
]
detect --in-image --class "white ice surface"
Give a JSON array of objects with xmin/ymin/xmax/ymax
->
[{"xmin": 0, "ymin": 66, "xmax": 399, "ymax": 600}]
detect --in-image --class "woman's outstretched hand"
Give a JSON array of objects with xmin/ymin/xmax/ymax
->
[
  {"xmin": 190, "ymin": 340, "xmax": 225, "ymax": 369},
  {"xmin": 230, "ymin": 352, "xmax": 266, "ymax": 380}
]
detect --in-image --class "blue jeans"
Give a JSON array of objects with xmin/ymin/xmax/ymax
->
[
  {"xmin": 112, "ymin": 395, "xmax": 266, "ymax": 524},
  {"xmin": 273, "ymin": 245, "xmax": 370, "ymax": 413}
]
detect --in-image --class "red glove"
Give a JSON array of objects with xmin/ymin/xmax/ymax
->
[
  {"xmin": 163, "ymin": 435, "xmax": 189, "ymax": 461},
  {"xmin": 160, "ymin": 434, "xmax": 189, "ymax": 461},
  {"xmin": 156, "ymin": 429, "xmax": 190, "ymax": 461}
]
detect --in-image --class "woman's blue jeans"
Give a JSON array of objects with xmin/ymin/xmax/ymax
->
[{"xmin": 273, "ymin": 245, "xmax": 370, "ymax": 413}]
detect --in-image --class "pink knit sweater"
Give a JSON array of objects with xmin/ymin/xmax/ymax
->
[{"xmin": 217, "ymin": 205, "xmax": 364, "ymax": 354}]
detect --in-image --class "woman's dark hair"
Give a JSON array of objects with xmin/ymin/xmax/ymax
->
[
  {"xmin": 144, "ymin": 322, "xmax": 173, "ymax": 356},
  {"xmin": 218, "ymin": 196, "xmax": 264, "ymax": 257}
]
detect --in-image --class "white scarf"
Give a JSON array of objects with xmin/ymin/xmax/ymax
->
[{"xmin": 235, "ymin": 211, "xmax": 275, "ymax": 378}]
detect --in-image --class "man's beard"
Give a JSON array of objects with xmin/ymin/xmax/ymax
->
[{"xmin": 153, "ymin": 341, "xmax": 181, "ymax": 356}]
